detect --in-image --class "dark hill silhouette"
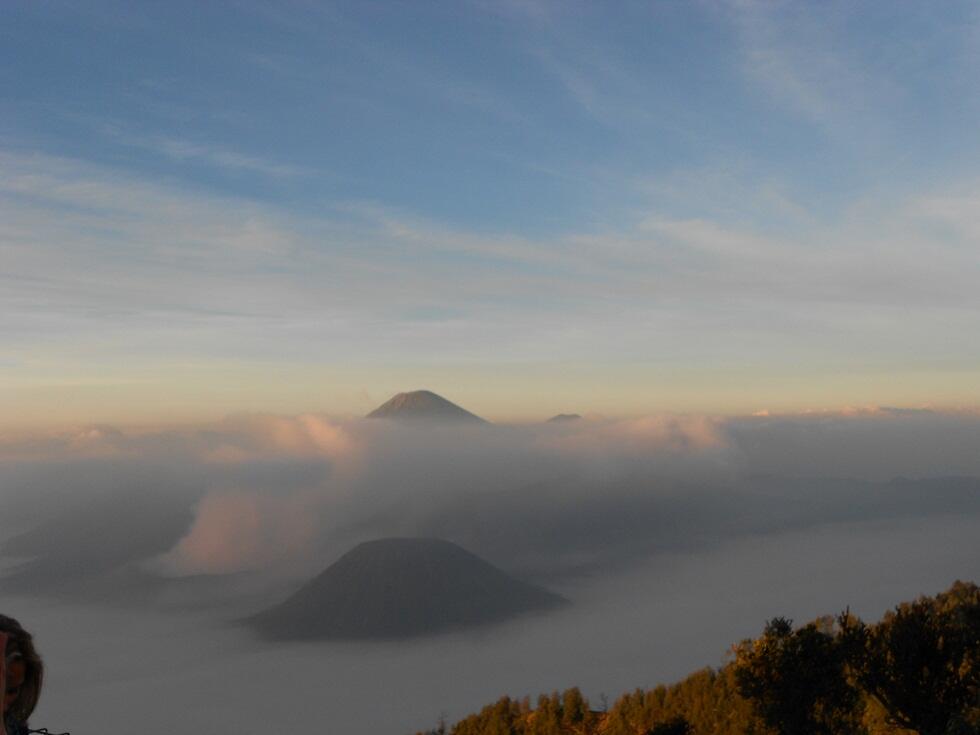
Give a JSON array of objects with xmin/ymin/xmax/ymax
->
[
  {"xmin": 366, "ymin": 390, "xmax": 487, "ymax": 423},
  {"xmin": 249, "ymin": 537, "xmax": 566, "ymax": 640}
]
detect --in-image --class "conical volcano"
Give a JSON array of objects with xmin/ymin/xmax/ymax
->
[
  {"xmin": 366, "ymin": 390, "xmax": 487, "ymax": 423},
  {"xmin": 249, "ymin": 538, "xmax": 566, "ymax": 640}
]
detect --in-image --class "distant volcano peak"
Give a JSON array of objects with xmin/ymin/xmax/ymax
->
[{"xmin": 366, "ymin": 390, "xmax": 487, "ymax": 423}]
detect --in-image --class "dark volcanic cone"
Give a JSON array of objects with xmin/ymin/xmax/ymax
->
[
  {"xmin": 366, "ymin": 390, "xmax": 487, "ymax": 423},
  {"xmin": 249, "ymin": 538, "xmax": 566, "ymax": 640}
]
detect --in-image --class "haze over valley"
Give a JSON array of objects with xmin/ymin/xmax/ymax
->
[
  {"xmin": 3, "ymin": 2, "xmax": 980, "ymax": 733},
  {"xmin": 1, "ymin": 392, "xmax": 978, "ymax": 732}
]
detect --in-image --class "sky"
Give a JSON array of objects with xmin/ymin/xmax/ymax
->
[{"xmin": 3, "ymin": 0, "xmax": 980, "ymax": 424}]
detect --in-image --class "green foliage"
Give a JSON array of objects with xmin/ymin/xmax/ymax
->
[
  {"xmin": 448, "ymin": 689, "xmax": 596, "ymax": 735},
  {"xmin": 605, "ymin": 667, "xmax": 765, "ymax": 735},
  {"xmin": 647, "ymin": 715, "xmax": 693, "ymax": 735},
  {"xmin": 416, "ymin": 581, "xmax": 979, "ymax": 735},
  {"xmin": 733, "ymin": 616, "xmax": 866, "ymax": 735},
  {"xmin": 451, "ymin": 696, "xmax": 528, "ymax": 735},
  {"xmin": 840, "ymin": 580, "xmax": 980, "ymax": 735}
]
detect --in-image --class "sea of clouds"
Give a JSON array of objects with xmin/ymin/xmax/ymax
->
[{"xmin": 1, "ymin": 408, "xmax": 979, "ymax": 733}]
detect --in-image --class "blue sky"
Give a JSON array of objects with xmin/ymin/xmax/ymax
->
[{"xmin": 2, "ymin": 1, "xmax": 980, "ymax": 423}]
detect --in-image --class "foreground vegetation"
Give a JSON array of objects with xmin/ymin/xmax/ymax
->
[{"xmin": 414, "ymin": 581, "xmax": 980, "ymax": 735}]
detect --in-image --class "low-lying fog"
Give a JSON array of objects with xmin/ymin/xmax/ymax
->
[{"xmin": 2, "ymin": 408, "xmax": 979, "ymax": 734}]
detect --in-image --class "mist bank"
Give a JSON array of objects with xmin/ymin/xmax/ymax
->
[
  {"xmin": 15, "ymin": 513, "xmax": 980, "ymax": 735},
  {"xmin": 1, "ymin": 407, "xmax": 978, "ymax": 608},
  {"xmin": 3, "ymin": 407, "xmax": 978, "ymax": 734}
]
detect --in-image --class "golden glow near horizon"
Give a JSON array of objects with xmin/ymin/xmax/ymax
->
[
  {"xmin": 5, "ymin": 5, "xmax": 980, "ymax": 435},
  {"xmin": 3, "ymin": 354, "xmax": 978, "ymax": 429}
]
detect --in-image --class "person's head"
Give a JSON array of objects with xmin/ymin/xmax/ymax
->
[{"xmin": 0, "ymin": 615, "xmax": 43, "ymax": 723}]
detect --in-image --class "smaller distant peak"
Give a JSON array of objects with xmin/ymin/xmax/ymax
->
[{"xmin": 547, "ymin": 413, "xmax": 582, "ymax": 423}]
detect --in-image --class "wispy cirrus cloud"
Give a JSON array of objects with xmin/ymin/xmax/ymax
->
[
  {"xmin": 3, "ymin": 147, "xmax": 980, "ymax": 422},
  {"xmin": 722, "ymin": 0, "xmax": 980, "ymax": 153},
  {"xmin": 99, "ymin": 124, "xmax": 305, "ymax": 177},
  {"xmin": 137, "ymin": 135, "xmax": 304, "ymax": 177},
  {"xmin": 722, "ymin": 0, "xmax": 892, "ymax": 138},
  {"xmin": 2, "ymin": 147, "xmax": 979, "ymax": 322}
]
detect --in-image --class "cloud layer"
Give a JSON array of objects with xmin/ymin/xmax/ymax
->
[{"xmin": 2, "ymin": 408, "xmax": 978, "ymax": 604}]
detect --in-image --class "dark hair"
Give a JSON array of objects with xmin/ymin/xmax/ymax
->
[{"xmin": 0, "ymin": 614, "xmax": 43, "ymax": 723}]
